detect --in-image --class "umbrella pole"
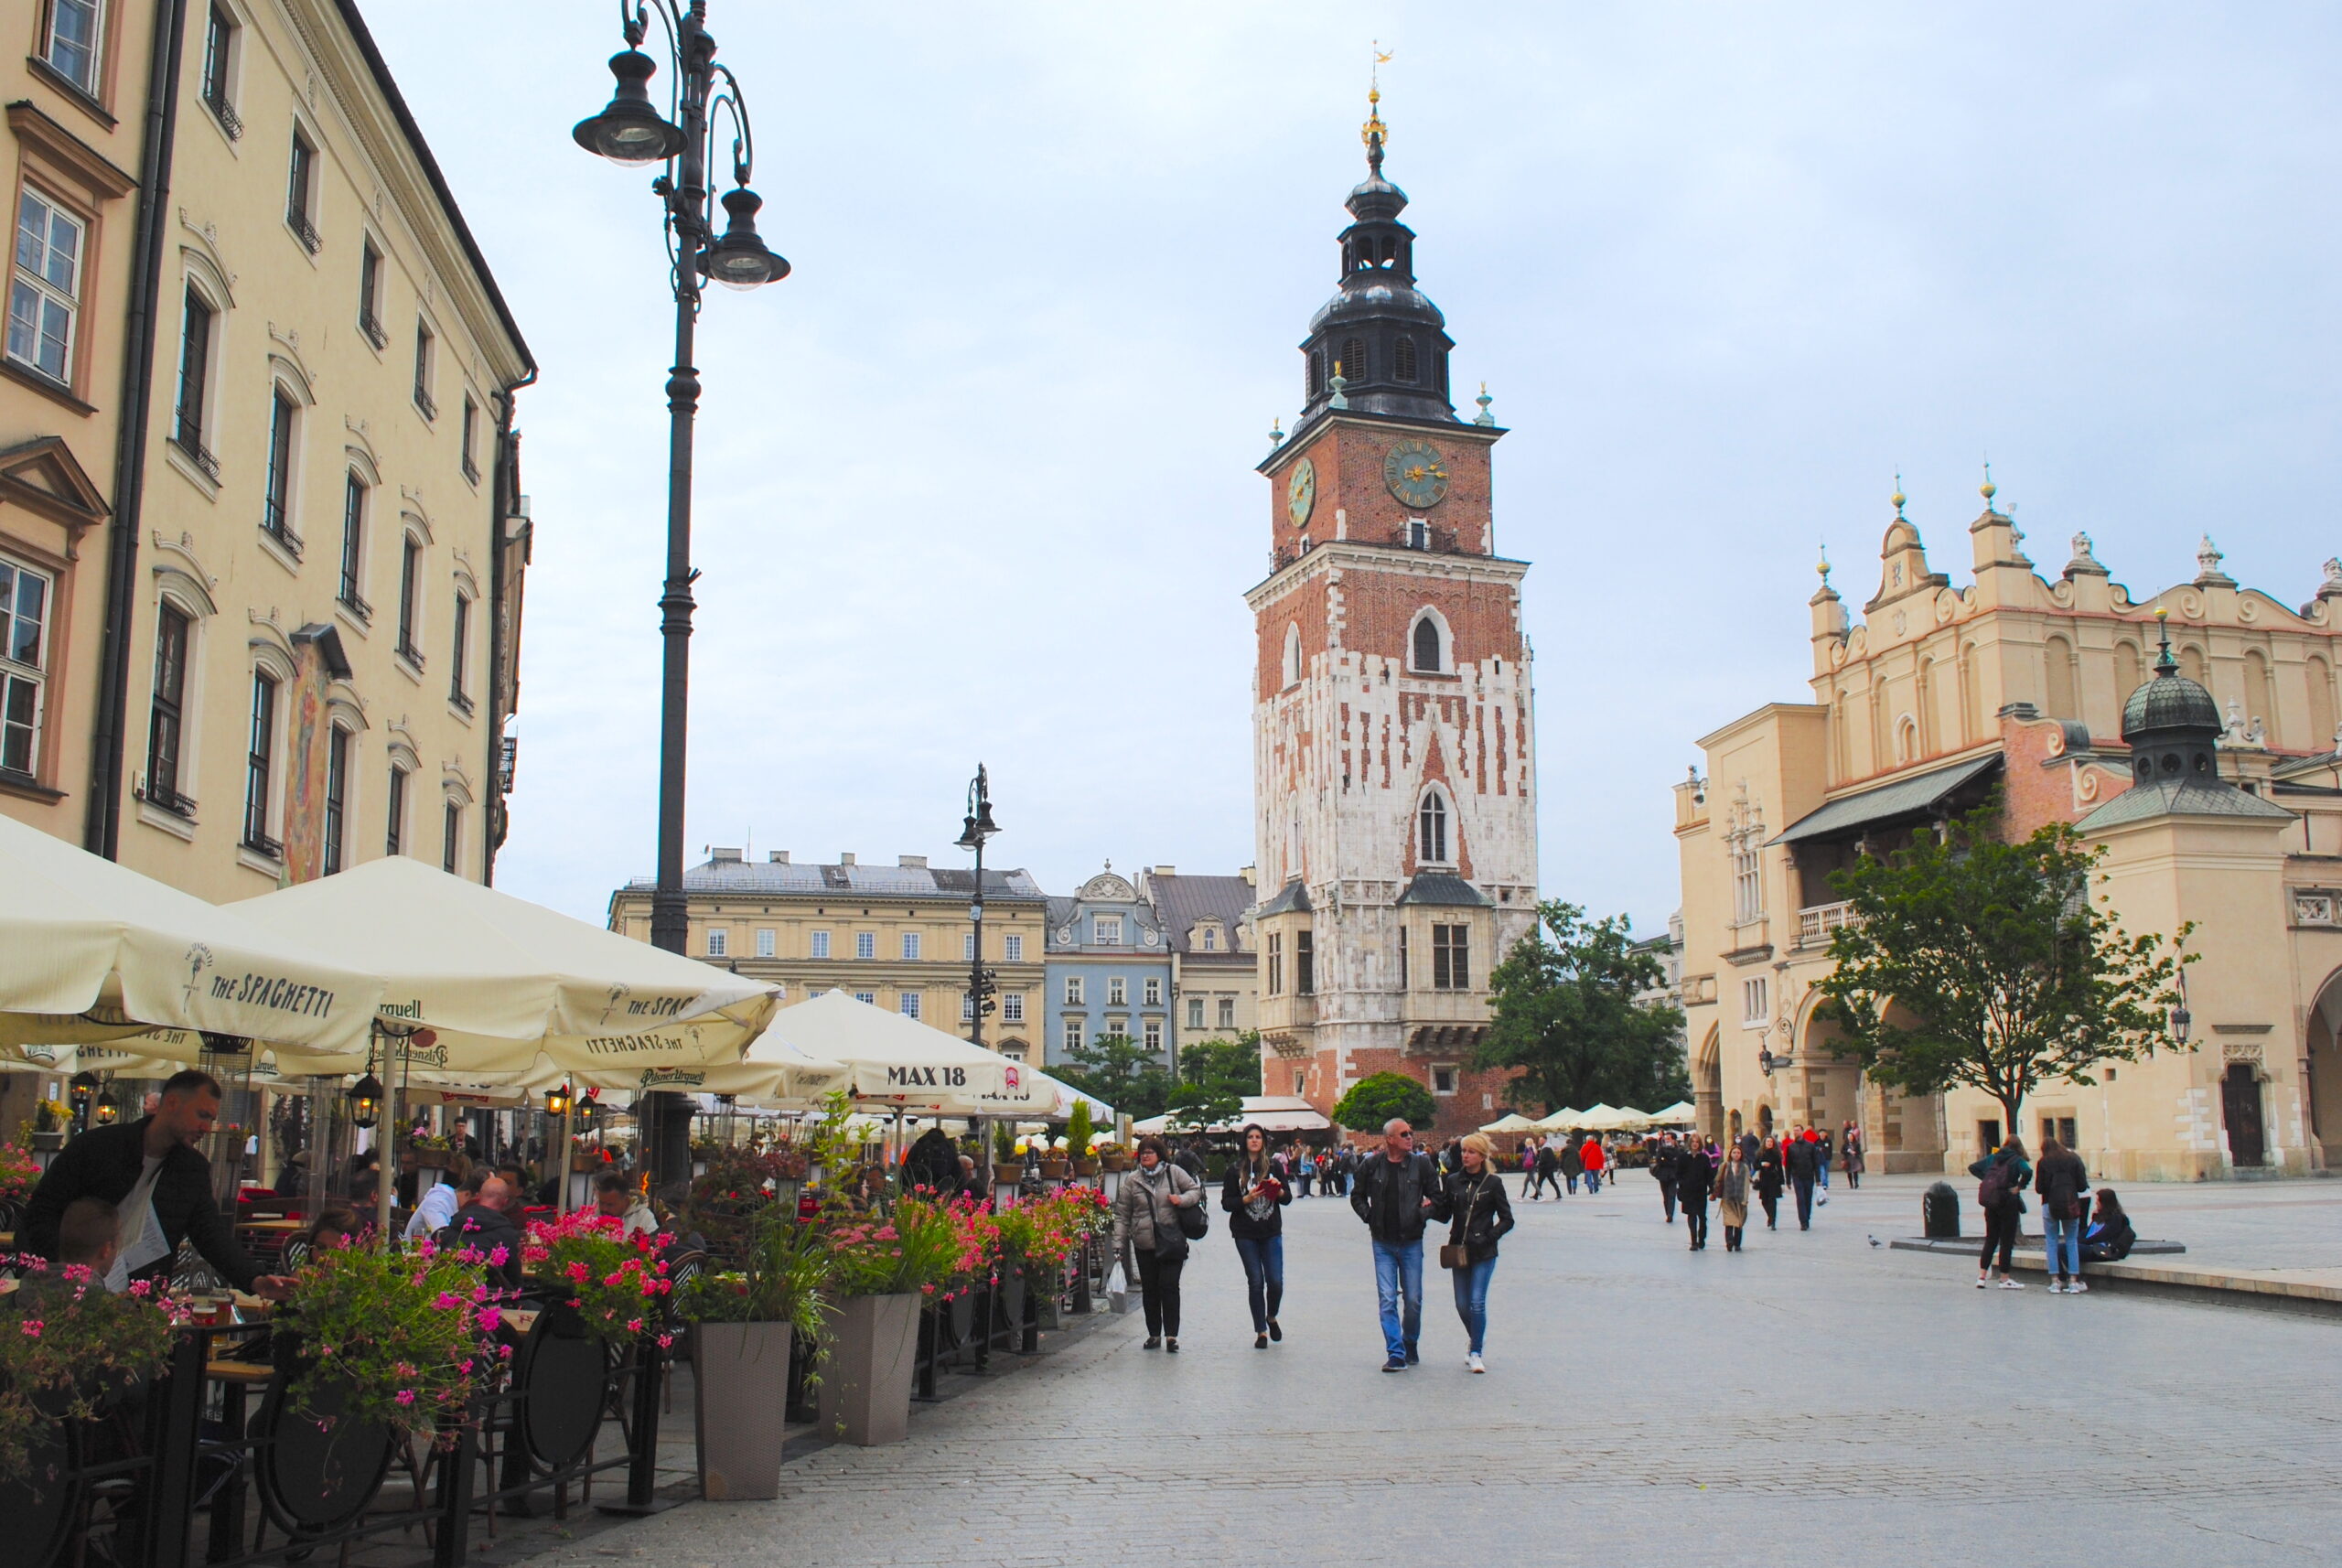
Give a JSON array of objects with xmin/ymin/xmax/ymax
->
[
  {"xmin": 374, "ymin": 1027, "xmax": 398, "ymax": 1245},
  {"xmin": 554, "ymin": 1100, "xmax": 575, "ymax": 1215}
]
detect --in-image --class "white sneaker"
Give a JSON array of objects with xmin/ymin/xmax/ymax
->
[
  {"xmin": 1467, "ymin": 1352, "xmax": 1486, "ymax": 1373},
  {"xmin": 1998, "ymin": 1277, "xmax": 2025, "ymax": 1289},
  {"xmin": 2069, "ymin": 1280, "xmax": 2089, "ymax": 1294},
  {"xmin": 1975, "ymin": 1278, "xmax": 1989, "ymax": 1289},
  {"xmin": 2047, "ymin": 1282, "xmax": 2067, "ymax": 1294}
]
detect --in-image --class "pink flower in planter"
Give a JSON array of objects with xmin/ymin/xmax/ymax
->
[
  {"xmin": 565, "ymin": 1261, "xmax": 590, "ymax": 1283},
  {"xmin": 19, "ymin": 1318, "xmax": 42, "ymax": 1337},
  {"xmin": 489, "ymin": 1245, "xmax": 510, "ymax": 1267},
  {"xmin": 396, "ymin": 1390, "xmax": 417, "ymax": 1407},
  {"xmin": 478, "ymin": 1306, "xmax": 502, "ymax": 1331}
]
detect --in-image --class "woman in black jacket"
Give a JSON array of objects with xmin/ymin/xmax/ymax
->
[
  {"xmin": 1754, "ymin": 1141, "xmax": 1784, "ymax": 1230},
  {"xmin": 1221, "ymin": 1123, "xmax": 1292, "ymax": 1349},
  {"xmin": 2082, "ymin": 1188, "xmax": 2136, "ymax": 1263},
  {"xmin": 2033, "ymin": 1137, "xmax": 2092, "ymax": 1294},
  {"xmin": 1442, "ymin": 1133, "xmax": 1516, "ymax": 1373},
  {"xmin": 1970, "ymin": 1135, "xmax": 2033, "ymax": 1289}
]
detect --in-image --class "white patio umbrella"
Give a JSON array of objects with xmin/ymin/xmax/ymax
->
[
  {"xmin": 230, "ymin": 856, "xmax": 779, "ymax": 1075},
  {"xmin": 737, "ymin": 991, "xmax": 1049, "ymax": 1116},
  {"xmin": 1531, "ymin": 1108, "xmax": 1585, "ymax": 1133},
  {"xmin": 1574, "ymin": 1103, "xmax": 1640, "ymax": 1132},
  {"xmin": 1647, "ymin": 1100, "xmax": 1697, "ymax": 1125},
  {"xmin": 0, "ymin": 813, "xmax": 383, "ymax": 1056},
  {"xmin": 1478, "ymin": 1112, "xmax": 1542, "ymax": 1134}
]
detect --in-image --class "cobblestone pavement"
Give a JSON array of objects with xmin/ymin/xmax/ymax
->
[{"xmin": 521, "ymin": 1172, "xmax": 2342, "ymax": 1567}]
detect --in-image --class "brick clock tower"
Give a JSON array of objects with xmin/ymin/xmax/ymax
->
[{"xmin": 1249, "ymin": 96, "xmax": 1540, "ymax": 1140}]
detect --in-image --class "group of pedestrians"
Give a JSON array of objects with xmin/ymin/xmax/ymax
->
[
  {"xmin": 1515, "ymin": 1132, "xmax": 1613, "ymax": 1198},
  {"xmin": 1970, "ymin": 1133, "xmax": 2136, "ymax": 1292},
  {"xmin": 1638, "ymin": 1121, "xmax": 1864, "ymax": 1247}
]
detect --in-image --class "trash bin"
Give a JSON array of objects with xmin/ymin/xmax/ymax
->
[{"xmin": 1923, "ymin": 1180, "xmax": 1961, "ymax": 1239}]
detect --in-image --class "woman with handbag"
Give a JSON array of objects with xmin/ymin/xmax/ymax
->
[
  {"xmin": 1439, "ymin": 1133, "xmax": 1516, "ymax": 1373},
  {"xmin": 1112, "ymin": 1134, "xmax": 1203, "ymax": 1352},
  {"xmin": 1222, "ymin": 1123, "xmax": 1293, "ymax": 1348},
  {"xmin": 2033, "ymin": 1136, "xmax": 2091, "ymax": 1294}
]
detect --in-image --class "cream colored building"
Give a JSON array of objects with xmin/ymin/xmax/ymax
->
[
  {"xmin": 1676, "ymin": 483, "xmax": 2342, "ymax": 1180},
  {"xmin": 1133, "ymin": 865, "xmax": 1260, "ymax": 1061},
  {"xmin": 607, "ymin": 851, "xmax": 1051, "ymax": 1062},
  {"xmin": 0, "ymin": 0, "xmax": 532, "ymax": 898}
]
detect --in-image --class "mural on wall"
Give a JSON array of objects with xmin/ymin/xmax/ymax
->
[{"xmin": 280, "ymin": 627, "xmax": 349, "ymax": 884}]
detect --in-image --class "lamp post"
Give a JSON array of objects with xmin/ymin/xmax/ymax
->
[
  {"xmin": 575, "ymin": 1, "xmax": 790, "ymax": 1190},
  {"xmin": 955, "ymin": 766, "xmax": 1002, "ymax": 1050}
]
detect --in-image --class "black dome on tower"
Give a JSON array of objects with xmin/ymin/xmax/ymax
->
[
  {"xmin": 2122, "ymin": 616, "xmax": 2222, "ymax": 786},
  {"xmin": 1297, "ymin": 92, "xmax": 1456, "ymax": 425}
]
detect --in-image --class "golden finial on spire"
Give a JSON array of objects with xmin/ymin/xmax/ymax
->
[
  {"xmin": 1891, "ymin": 472, "xmax": 1907, "ymax": 516},
  {"xmin": 1818, "ymin": 542, "xmax": 1832, "ymax": 580},
  {"xmin": 1363, "ymin": 42, "xmax": 1391, "ymax": 158},
  {"xmin": 1980, "ymin": 457, "xmax": 1997, "ymax": 504}
]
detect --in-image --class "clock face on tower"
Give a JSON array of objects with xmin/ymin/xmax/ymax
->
[
  {"xmin": 1285, "ymin": 457, "xmax": 1316, "ymax": 529},
  {"xmin": 1383, "ymin": 441, "xmax": 1449, "ymax": 509}
]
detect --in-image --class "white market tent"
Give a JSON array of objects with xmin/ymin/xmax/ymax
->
[
  {"xmin": 231, "ymin": 856, "xmax": 780, "ymax": 1076},
  {"xmin": 1130, "ymin": 1095, "xmax": 1333, "ymax": 1137},
  {"xmin": 1530, "ymin": 1108, "xmax": 1586, "ymax": 1133},
  {"xmin": 1646, "ymin": 1101, "xmax": 1697, "ymax": 1125},
  {"xmin": 1574, "ymin": 1104, "xmax": 1647, "ymax": 1132},
  {"xmin": 0, "ymin": 812, "xmax": 383, "ymax": 1058},
  {"xmin": 1477, "ymin": 1112, "xmax": 1543, "ymax": 1134}
]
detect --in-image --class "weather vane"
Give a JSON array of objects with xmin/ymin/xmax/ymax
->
[{"xmin": 1364, "ymin": 41, "xmax": 1392, "ymax": 152}]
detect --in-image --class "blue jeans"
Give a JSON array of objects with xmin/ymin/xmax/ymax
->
[
  {"xmin": 1451, "ymin": 1253, "xmax": 1497, "ymax": 1354},
  {"xmin": 1793, "ymin": 1175, "xmax": 1815, "ymax": 1228},
  {"xmin": 1584, "ymin": 1169, "xmax": 1600, "ymax": 1194},
  {"xmin": 1818, "ymin": 1160, "xmax": 1831, "ymax": 1189},
  {"xmin": 1233, "ymin": 1233, "xmax": 1284, "ymax": 1332},
  {"xmin": 2045, "ymin": 1212, "xmax": 2082, "ymax": 1278},
  {"xmin": 1370, "ymin": 1238, "xmax": 1424, "ymax": 1360}
]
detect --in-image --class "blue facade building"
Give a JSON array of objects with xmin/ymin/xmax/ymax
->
[{"xmin": 1043, "ymin": 865, "xmax": 1173, "ymax": 1068}]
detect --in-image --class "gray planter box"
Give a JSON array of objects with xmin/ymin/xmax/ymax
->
[
  {"xmin": 695, "ymin": 1321, "xmax": 794, "ymax": 1499},
  {"xmin": 817, "ymin": 1293, "xmax": 920, "ymax": 1446}
]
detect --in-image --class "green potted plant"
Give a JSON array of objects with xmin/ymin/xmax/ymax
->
[
  {"xmin": 0, "ymin": 1263, "xmax": 181, "ymax": 1498},
  {"xmin": 28, "ymin": 1099, "xmax": 67, "ymax": 1152},
  {"xmin": 1067, "ymin": 1102, "xmax": 1099, "ymax": 1176},
  {"xmin": 683, "ymin": 1204, "xmax": 830, "ymax": 1499},
  {"xmin": 990, "ymin": 1122, "xmax": 1022, "ymax": 1185}
]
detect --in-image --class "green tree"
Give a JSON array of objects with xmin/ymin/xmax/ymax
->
[
  {"xmin": 1331, "ymin": 1071, "xmax": 1435, "ymax": 1133},
  {"xmin": 1473, "ymin": 901, "xmax": 1688, "ymax": 1114},
  {"xmin": 1051, "ymin": 1033, "xmax": 1171, "ymax": 1122},
  {"xmin": 1811, "ymin": 797, "xmax": 2194, "ymax": 1135},
  {"xmin": 1178, "ymin": 1032, "xmax": 1262, "ymax": 1102},
  {"xmin": 1163, "ymin": 1081, "xmax": 1244, "ymax": 1133}
]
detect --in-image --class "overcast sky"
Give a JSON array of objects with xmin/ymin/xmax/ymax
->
[{"xmin": 367, "ymin": 3, "xmax": 2341, "ymax": 935}]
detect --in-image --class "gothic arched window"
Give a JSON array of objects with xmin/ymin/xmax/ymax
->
[
  {"xmin": 1412, "ymin": 614, "xmax": 1444, "ymax": 673},
  {"xmin": 1282, "ymin": 623, "xmax": 1302, "ymax": 689},
  {"xmin": 1418, "ymin": 790, "xmax": 1449, "ymax": 865},
  {"xmin": 1394, "ymin": 335, "xmax": 1418, "ymax": 382},
  {"xmin": 1308, "ymin": 349, "xmax": 1324, "ymax": 398}
]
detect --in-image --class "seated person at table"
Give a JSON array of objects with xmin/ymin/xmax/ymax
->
[
  {"xmin": 595, "ymin": 1171, "xmax": 657, "ymax": 1238},
  {"xmin": 2082, "ymin": 1188, "xmax": 2137, "ymax": 1262},
  {"xmin": 497, "ymin": 1165, "xmax": 533, "ymax": 1208},
  {"xmin": 438, "ymin": 1174, "xmax": 524, "ymax": 1291},
  {"xmin": 281, "ymin": 1205, "xmax": 360, "ymax": 1272},
  {"xmin": 9, "ymin": 1197, "xmax": 121, "ymax": 1305},
  {"xmin": 19, "ymin": 1070, "xmax": 291, "ymax": 1299},
  {"xmin": 403, "ymin": 1155, "xmax": 471, "ymax": 1242}
]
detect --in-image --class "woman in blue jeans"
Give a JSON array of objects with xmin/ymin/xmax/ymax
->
[
  {"xmin": 1221, "ymin": 1123, "xmax": 1292, "ymax": 1349},
  {"xmin": 1440, "ymin": 1133, "xmax": 1516, "ymax": 1373}
]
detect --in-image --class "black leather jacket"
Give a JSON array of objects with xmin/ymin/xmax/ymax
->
[
  {"xmin": 1350, "ymin": 1151, "xmax": 1444, "ymax": 1243},
  {"xmin": 19, "ymin": 1118, "xmax": 259, "ymax": 1289},
  {"xmin": 1441, "ymin": 1170, "xmax": 1515, "ymax": 1262}
]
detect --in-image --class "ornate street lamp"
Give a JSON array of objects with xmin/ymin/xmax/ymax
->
[
  {"xmin": 575, "ymin": 0, "xmax": 789, "ymax": 1192},
  {"xmin": 347, "ymin": 1069, "xmax": 384, "ymax": 1130},
  {"xmin": 69, "ymin": 1070, "xmax": 98, "ymax": 1129},
  {"xmin": 543, "ymin": 1081, "xmax": 574, "ymax": 1120},
  {"xmin": 93, "ymin": 1083, "xmax": 122, "ymax": 1125},
  {"xmin": 955, "ymin": 766, "xmax": 1001, "ymax": 1050},
  {"xmin": 2169, "ymin": 968, "xmax": 2193, "ymax": 1047}
]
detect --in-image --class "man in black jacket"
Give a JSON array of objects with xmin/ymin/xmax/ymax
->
[
  {"xmin": 1677, "ymin": 1140, "xmax": 1714, "ymax": 1251},
  {"xmin": 1651, "ymin": 1133, "xmax": 1682, "ymax": 1224},
  {"xmin": 438, "ymin": 1174, "xmax": 525, "ymax": 1290},
  {"xmin": 20, "ymin": 1070, "xmax": 290, "ymax": 1296},
  {"xmin": 1785, "ymin": 1130, "xmax": 1821, "ymax": 1230},
  {"xmin": 1349, "ymin": 1119, "xmax": 1446, "ymax": 1372}
]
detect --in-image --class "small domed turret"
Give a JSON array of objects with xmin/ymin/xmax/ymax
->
[{"xmin": 2122, "ymin": 611, "xmax": 2221, "ymax": 785}]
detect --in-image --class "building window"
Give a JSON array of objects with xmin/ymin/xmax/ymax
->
[
  {"xmin": 1199, "ymin": 925, "xmax": 1218, "ymax": 951},
  {"xmin": 1394, "ymin": 334, "xmax": 1419, "ymax": 382},
  {"xmin": 1742, "ymin": 976, "xmax": 1769, "ymax": 1026},
  {"xmin": 1144, "ymin": 1019, "xmax": 1163, "ymax": 1052},
  {"xmin": 395, "ymin": 535, "xmax": 424, "ymax": 666},
  {"xmin": 0, "ymin": 554, "xmax": 53, "ymax": 779},
  {"xmin": 322, "ymin": 725, "xmax": 349, "ymax": 875},
  {"xmin": 899, "ymin": 993, "xmax": 920, "ymax": 1020},
  {"xmin": 285, "ymin": 128, "xmax": 319, "ymax": 252},
  {"xmin": 1731, "ymin": 843, "xmax": 1762, "ymax": 925},
  {"xmin": 1003, "ymin": 993, "xmax": 1024, "ymax": 1023},
  {"xmin": 963, "ymin": 930, "xmax": 976, "ymax": 961},
  {"xmin": 357, "ymin": 239, "xmax": 385, "ymax": 348},
  {"xmin": 385, "ymin": 763, "xmax": 406, "ymax": 854},
  {"xmin": 199, "ymin": 6, "xmax": 241, "ymax": 137},
  {"xmin": 1295, "ymin": 930, "xmax": 1315, "ymax": 995},
  {"xmin": 1061, "ymin": 1017, "xmax": 1083, "ymax": 1055},
  {"xmin": 1412, "ymin": 615, "xmax": 1443, "ymax": 673},
  {"xmin": 962, "ymin": 993, "xmax": 974, "ymax": 1022},
  {"xmin": 1107, "ymin": 1016, "xmax": 1127, "ymax": 1040},
  {"xmin": 1107, "ymin": 976, "xmax": 1126, "ymax": 1006},
  {"xmin": 756, "ymin": 928, "xmax": 776, "ymax": 958},
  {"xmin": 1063, "ymin": 975, "xmax": 1083, "ymax": 1005},
  {"xmin": 1187, "ymin": 998, "xmax": 1204, "ymax": 1029},
  {"xmin": 1293, "ymin": 1069, "xmax": 1307, "ymax": 1095},
  {"xmin": 448, "ymin": 593, "xmax": 471, "ymax": 712},
  {"xmin": 442, "ymin": 801, "xmax": 460, "ymax": 874},
  {"xmin": 810, "ymin": 929, "xmax": 831, "ymax": 959},
  {"xmin": 1419, "ymin": 790, "xmax": 1448, "ymax": 864},
  {"xmin": 1282, "ymin": 623, "xmax": 1302, "ymax": 689},
  {"xmin": 1004, "ymin": 934, "xmax": 1024, "ymax": 961},
  {"xmin": 8, "ymin": 190, "xmax": 82, "ymax": 385},
  {"xmin": 412, "ymin": 320, "xmax": 435, "ymax": 419},
  {"xmin": 900, "ymin": 931, "xmax": 921, "ymax": 961},
  {"xmin": 855, "ymin": 930, "xmax": 876, "ymax": 960},
  {"xmin": 41, "ymin": 0, "xmax": 104, "ymax": 94},
  {"xmin": 1338, "ymin": 336, "xmax": 1365, "ymax": 382},
  {"xmin": 706, "ymin": 929, "xmax": 728, "ymax": 958},
  {"xmin": 145, "ymin": 602, "xmax": 190, "ymax": 812},
  {"xmin": 242, "ymin": 671, "xmax": 278, "ymax": 855},
  {"xmin": 1432, "ymin": 924, "xmax": 1468, "ymax": 990},
  {"xmin": 262, "ymin": 390, "xmax": 299, "ymax": 552},
  {"xmin": 1144, "ymin": 976, "xmax": 1162, "ymax": 1006},
  {"xmin": 1399, "ymin": 924, "xmax": 1408, "ymax": 986},
  {"xmin": 854, "ymin": 991, "xmax": 876, "ymax": 1006},
  {"xmin": 1094, "ymin": 914, "xmax": 1123, "ymax": 945},
  {"xmin": 1218, "ymin": 998, "xmax": 1235, "ymax": 1029},
  {"xmin": 338, "ymin": 474, "xmax": 369, "ymax": 615},
  {"xmin": 173, "ymin": 288, "xmax": 217, "ymax": 477},
  {"xmin": 1266, "ymin": 932, "xmax": 1282, "ymax": 996},
  {"xmin": 1432, "ymin": 1065, "xmax": 1457, "ymax": 1095},
  {"xmin": 460, "ymin": 396, "xmax": 480, "ymax": 484}
]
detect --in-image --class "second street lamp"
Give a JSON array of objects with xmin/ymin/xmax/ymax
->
[
  {"xmin": 575, "ymin": 0, "xmax": 789, "ymax": 1192},
  {"xmin": 956, "ymin": 766, "xmax": 1001, "ymax": 1051}
]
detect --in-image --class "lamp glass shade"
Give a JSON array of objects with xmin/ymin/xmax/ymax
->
[
  {"xmin": 573, "ymin": 50, "xmax": 685, "ymax": 166},
  {"xmin": 348, "ymin": 1072, "xmax": 383, "ymax": 1130},
  {"xmin": 702, "ymin": 187, "xmax": 790, "ymax": 290}
]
